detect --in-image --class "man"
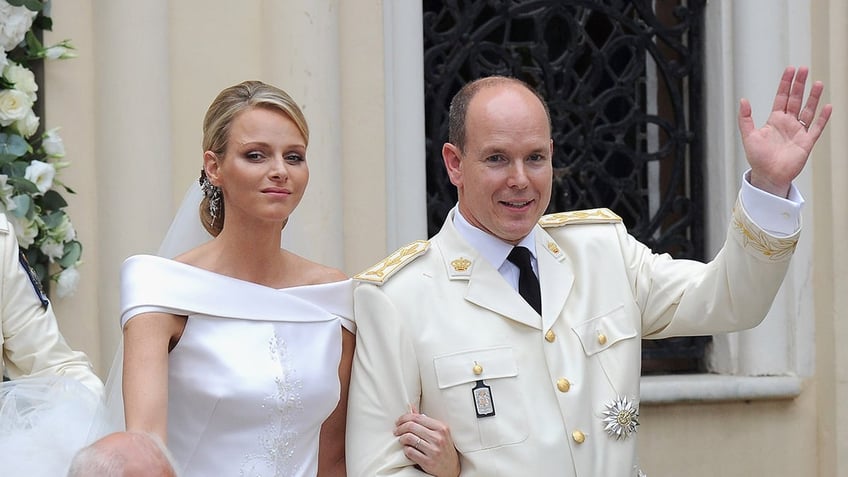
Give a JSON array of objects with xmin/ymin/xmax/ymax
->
[
  {"xmin": 0, "ymin": 211, "xmax": 101, "ymax": 394},
  {"xmin": 346, "ymin": 67, "xmax": 831, "ymax": 476},
  {"xmin": 67, "ymin": 431, "xmax": 178, "ymax": 477}
]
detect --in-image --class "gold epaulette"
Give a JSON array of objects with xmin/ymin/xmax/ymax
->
[
  {"xmin": 354, "ymin": 240, "xmax": 430, "ymax": 285},
  {"xmin": 538, "ymin": 208, "xmax": 622, "ymax": 228}
]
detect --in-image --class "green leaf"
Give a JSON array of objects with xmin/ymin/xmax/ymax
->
[
  {"xmin": 11, "ymin": 195, "xmax": 31, "ymax": 218},
  {"xmin": 34, "ymin": 14, "xmax": 52, "ymax": 31},
  {"xmin": 0, "ymin": 133, "xmax": 30, "ymax": 158},
  {"xmin": 7, "ymin": 0, "xmax": 44, "ymax": 12},
  {"xmin": 41, "ymin": 190, "xmax": 67, "ymax": 210},
  {"xmin": 42, "ymin": 210, "xmax": 65, "ymax": 228},
  {"xmin": 8, "ymin": 176, "xmax": 39, "ymax": 195},
  {"xmin": 25, "ymin": 30, "xmax": 43, "ymax": 53},
  {"xmin": 8, "ymin": 161, "xmax": 30, "ymax": 178},
  {"xmin": 59, "ymin": 240, "xmax": 82, "ymax": 268}
]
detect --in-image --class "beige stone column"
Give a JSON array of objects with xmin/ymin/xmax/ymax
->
[
  {"xmin": 260, "ymin": 0, "xmax": 345, "ymax": 270},
  {"xmin": 43, "ymin": 0, "xmax": 103, "ymax": 372},
  {"xmin": 339, "ymin": 1, "xmax": 387, "ymax": 273},
  {"xmin": 91, "ymin": 0, "xmax": 174, "ymax": 369},
  {"xmin": 812, "ymin": 0, "xmax": 848, "ymax": 474}
]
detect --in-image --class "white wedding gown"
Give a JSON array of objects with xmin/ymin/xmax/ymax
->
[{"xmin": 121, "ymin": 255, "xmax": 353, "ymax": 477}]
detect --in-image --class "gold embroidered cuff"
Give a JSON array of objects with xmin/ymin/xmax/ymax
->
[{"xmin": 731, "ymin": 198, "xmax": 799, "ymax": 262}]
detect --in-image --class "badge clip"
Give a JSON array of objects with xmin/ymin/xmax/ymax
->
[{"xmin": 472, "ymin": 380, "xmax": 496, "ymax": 418}]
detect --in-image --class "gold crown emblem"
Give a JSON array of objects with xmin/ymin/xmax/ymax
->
[{"xmin": 451, "ymin": 257, "xmax": 472, "ymax": 272}]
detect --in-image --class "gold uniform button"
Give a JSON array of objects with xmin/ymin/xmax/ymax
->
[
  {"xmin": 472, "ymin": 363, "xmax": 483, "ymax": 375},
  {"xmin": 556, "ymin": 378, "xmax": 571, "ymax": 392},
  {"xmin": 545, "ymin": 329, "xmax": 556, "ymax": 342},
  {"xmin": 597, "ymin": 333, "xmax": 607, "ymax": 345},
  {"xmin": 572, "ymin": 430, "xmax": 585, "ymax": 444}
]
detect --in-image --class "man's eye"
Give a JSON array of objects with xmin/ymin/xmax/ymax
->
[{"xmin": 485, "ymin": 155, "xmax": 505, "ymax": 163}]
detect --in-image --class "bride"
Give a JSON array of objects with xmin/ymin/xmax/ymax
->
[{"xmin": 119, "ymin": 81, "xmax": 354, "ymax": 476}]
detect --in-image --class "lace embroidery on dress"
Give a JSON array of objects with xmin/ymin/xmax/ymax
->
[{"xmin": 240, "ymin": 331, "xmax": 304, "ymax": 477}]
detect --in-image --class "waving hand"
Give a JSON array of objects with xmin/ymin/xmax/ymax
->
[{"xmin": 738, "ymin": 66, "xmax": 832, "ymax": 198}]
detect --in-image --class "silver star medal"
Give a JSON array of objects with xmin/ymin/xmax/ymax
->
[{"xmin": 601, "ymin": 395, "xmax": 639, "ymax": 440}]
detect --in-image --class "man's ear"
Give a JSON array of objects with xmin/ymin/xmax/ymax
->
[
  {"xmin": 203, "ymin": 151, "xmax": 221, "ymax": 186},
  {"xmin": 442, "ymin": 143, "xmax": 463, "ymax": 188}
]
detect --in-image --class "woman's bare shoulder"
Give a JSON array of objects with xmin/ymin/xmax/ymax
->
[{"xmin": 283, "ymin": 251, "xmax": 348, "ymax": 285}]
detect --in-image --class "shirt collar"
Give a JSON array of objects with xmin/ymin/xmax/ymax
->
[{"xmin": 453, "ymin": 205, "xmax": 537, "ymax": 270}]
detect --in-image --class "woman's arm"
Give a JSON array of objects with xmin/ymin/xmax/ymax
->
[
  {"xmin": 122, "ymin": 312, "xmax": 183, "ymax": 443},
  {"xmin": 317, "ymin": 327, "xmax": 355, "ymax": 477}
]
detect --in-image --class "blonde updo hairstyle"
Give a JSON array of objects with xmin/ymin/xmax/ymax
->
[{"xmin": 199, "ymin": 81, "xmax": 310, "ymax": 236}]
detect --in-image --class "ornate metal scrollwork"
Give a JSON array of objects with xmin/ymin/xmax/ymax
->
[{"xmin": 424, "ymin": 0, "xmax": 708, "ymax": 374}]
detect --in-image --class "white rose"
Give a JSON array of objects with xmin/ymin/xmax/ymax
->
[
  {"xmin": 0, "ymin": 2, "xmax": 37, "ymax": 52},
  {"xmin": 10, "ymin": 213, "xmax": 38, "ymax": 248},
  {"xmin": 0, "ymin": 88, "xmax": 33, "ymax": 126},
  {"xmin": 44, "ymin": 43, "xmax": 76, "ymax": 60},
  {"xmin": 14, "ymin": 107, "xmax": 38, "ymax": 137},
  {"xmin": 42, "ymin": 128, "xmax": 66, "ymax": 157},
  {"xmin": 0, "ymin": 174, "xmax": 15, "ymax": 211},
  {"xmin": 0, "ymin": 49, "xmax": 7, "ymax": 72},
  {"xmin": 4, "ymin": 62, "xmax": 38, "ymax": 98},
  {"xmin": 24, "ymin": 160, "xmax": 56, "ymax": 194},
  {"xmin": 39, "ymin": 237, "xmax": 64, "ymax": 260},
  {"xmin": 55, "ymin": 266, "xmax": 81, "ymax": 298},
  {"xmin": 50, "ymin": 214, "xmax": 76, "ymax": 243}
]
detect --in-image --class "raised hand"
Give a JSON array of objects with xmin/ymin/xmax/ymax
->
[{"xmin": 738, "ymin": 66, "xmax": 832, "ymax": 198}]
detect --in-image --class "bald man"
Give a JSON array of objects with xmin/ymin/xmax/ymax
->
[{"xmin": 67, "ymin": 431, "xmax": 178, "ymax": 477}]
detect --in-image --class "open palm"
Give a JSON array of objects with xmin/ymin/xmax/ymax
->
[{"xmin": 738, "ymin": 66, "xmax": 832, "ymax": 198}]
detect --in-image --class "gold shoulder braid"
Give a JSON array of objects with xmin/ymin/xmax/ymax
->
[
  {"xmin": 354, "ymin": 240, "xmax": 430, "ymax": 285},
  {"xmin": 538, "ymin": 208, "xmax": 622, "ymax": 228},
  {"xmin": 731, "ymin": 201, "xmax": 798, "ymax": 261}
]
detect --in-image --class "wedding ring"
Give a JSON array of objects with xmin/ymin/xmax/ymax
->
[
  {"xmin": 798, "ymin": 118, "xmax": 808, "ymax": 128},
  {"xmin": 414, "ymin": 437, "xmax": 422, "ymax": 450}
]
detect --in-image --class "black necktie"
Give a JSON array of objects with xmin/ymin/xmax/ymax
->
[{"xmin": 507, "ymin": 246, "xmax": 542, "ymax": 315}]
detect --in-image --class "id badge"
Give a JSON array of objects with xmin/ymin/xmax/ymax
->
[{"xmin": 472, "ymin": 380, "xmax": 496, "ymax": 418}]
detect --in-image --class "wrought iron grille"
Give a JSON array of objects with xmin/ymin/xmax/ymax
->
[{"xmin": 423, "ymin": 0, "xmax": 708, "ymax": 374}]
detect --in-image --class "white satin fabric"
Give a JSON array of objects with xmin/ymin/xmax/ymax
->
[
  {"xmin": 98, "ymin": 182, "xmax": 215, "ymax": 438},
  {"xmin": 121, "ymin": 255, "xmax": 353, "ymax": 477},
  {"xmin": 100, "ymin": 181, "xmax": 354, "ymax": 476}
]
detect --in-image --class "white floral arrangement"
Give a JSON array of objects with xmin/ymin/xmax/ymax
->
[{"xmin": 0, "ymin": 0, "xmax": 81, "ymax": 297}]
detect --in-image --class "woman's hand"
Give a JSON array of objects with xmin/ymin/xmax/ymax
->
[{"xmin": 394, "ymin": 404, "xmax": 460, "ymax": 477}]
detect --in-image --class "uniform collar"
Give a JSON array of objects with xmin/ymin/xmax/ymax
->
[{"xmin": 453, "ymin": 205, "xmax": 538, "ymax": 270}]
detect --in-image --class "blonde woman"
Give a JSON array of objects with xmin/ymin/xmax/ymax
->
[{"xmin": 120, "ymin": 82, "xmax": 353, "ymax": 477}]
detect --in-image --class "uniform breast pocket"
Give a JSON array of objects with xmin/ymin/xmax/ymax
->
[
  {"xmin": 432, "ymin": 346, "xmax": 529, "ymax": 453},
  {"xmin": 572, "ymin": 305, "xmax": 638, "ymax": 356},
  {"xmin": 572, "ymin": 305, "xmax": 639, "ymax": 384}
]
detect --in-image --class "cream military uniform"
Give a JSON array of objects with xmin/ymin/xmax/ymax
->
[
  {"xmin": 0, "ymin": 213, "xmax": 101, "ymax": 394},
  {"xmin": 347, "ymin": 197, "xmax": 798, "ymax": 476}
]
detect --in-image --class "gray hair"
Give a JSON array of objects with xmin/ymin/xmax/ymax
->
[{"xmin": 67, "ymin": 431, "xmax": 179, "ymax": 477}]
